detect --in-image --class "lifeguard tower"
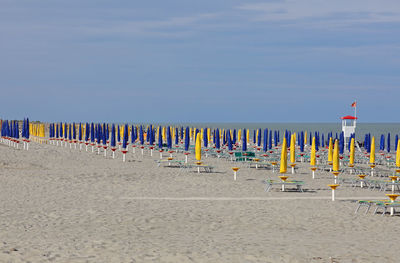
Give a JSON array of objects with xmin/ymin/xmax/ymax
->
[{"xmin": 341, "ymin": 115, "xmax": 357, "ymax": 147}]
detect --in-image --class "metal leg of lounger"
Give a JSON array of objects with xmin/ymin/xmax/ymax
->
[
  {"xmin": 365, "ymin": 203, "xmax": 372, "ymax": 214},
  {"xmin": 355, "ymin": 203, "xmax": 362, "ymax": 214},
  {"xmin": 373, "ymin": 205, "xmax": 380, "ymax": 215},
  {"xmin": 382, "ymin": 206, "xmax": 387, "ymax": 216}
]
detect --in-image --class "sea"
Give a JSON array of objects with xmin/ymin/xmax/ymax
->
[{"xmin": 152, "ymin": 122, "xmax": 400, "ymax": 149}]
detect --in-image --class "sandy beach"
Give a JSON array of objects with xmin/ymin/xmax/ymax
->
[{"xmin": 0, "ymin": 141, "xmax": 399, "ymax": 263}]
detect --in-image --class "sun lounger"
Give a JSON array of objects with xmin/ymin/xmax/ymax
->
[{"xmin": 262, "ymin": 179, "xmax": 304, "ymax": 192}]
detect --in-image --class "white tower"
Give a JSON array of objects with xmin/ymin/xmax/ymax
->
[{"xmin": 341, "ymin": 115, "xmax": 357, "ymax": 146}]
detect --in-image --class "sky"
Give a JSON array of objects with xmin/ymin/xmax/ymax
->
[{"xmin": 1, "ymin": 0, "xmax": 399, "ymax": 123}]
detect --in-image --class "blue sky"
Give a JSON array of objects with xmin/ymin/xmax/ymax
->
[{"xmin": 1, "ymin": 0, "xmax": 399, "ymax": 123}]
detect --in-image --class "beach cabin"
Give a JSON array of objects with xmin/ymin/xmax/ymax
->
[{"xmin": 341, "ymin": 115, "xmax": 357, "ymax": 146}]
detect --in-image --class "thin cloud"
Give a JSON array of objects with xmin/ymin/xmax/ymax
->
[{"xmin": 236, "ymin": 0, "xmax": 400, "ymax": 26}]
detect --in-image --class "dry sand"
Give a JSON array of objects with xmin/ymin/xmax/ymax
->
[{"xmin": 0, "ymin": 142, "xmax": 399, "ymax": 262}]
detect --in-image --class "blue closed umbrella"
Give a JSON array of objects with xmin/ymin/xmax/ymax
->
[
  {"xmin": 242, "ymin": 129, "xmax": 247, "ymax": 151},
  {"xmin": 215, "ymin": 129, "xmax": 220, "ymax": 149},
  {"xmin": 263, "ymin": 128, "xmax": 268, "ymax": 152},
  {"xmin": 102, "ymin": 125, "xmax": 107, "ymax": 145},
  {"xmin": 139, "ymin": 126, "xmax": 144, "ymax": 145},
  {"xmin": 90, "ymin": 123, "xmax": 95, "ymax": 143},
  {"xmin": 175, "ymin": 128, "xmax": 179, "ymax": 145},
  {"xmin": 269, "ymin": 130, "xmax": 272, "ymax": 149},
  {"xmin": 111, "ymin": 124, "xmax": 116, "ymax": 147},
  {"xmin": 117, "ymin": 125, "xmax": 121, "ymax": 143},
  {"xmin": 184, "ymin": 127, "xmax": 190, "ymax": 151},
  {"xmin": 158, "ymin": 127, "xmax": 163, "ymax": 149},
  {"xmin": 167, "ymin": 126, "xmax": 172, "ymax": 149},
  {"xmin": 123, "ymin": 124, "xmax": 128, "ymax": 149},
  {"xmin": 85, "ymin": 123, "xmax": 89, "ymax": 141},
  {"xmin": 131, "ymin": 125, "xmax": 135, "ymax": 144},
  {"xmin": 387, "ymin": 133, "xmax": 391, "ymax": 153},
  {"xmin": 227, "ymin": 131, "xmax": 233, "ymax": 151},
  {"xmin": 203, "ymin": 128, "xmax": 208, "ymax": 148},
  {"xmin": 300, "ymin": 131, "xmax": 304, "ymax": 152},
  {"xmin": 68, "ymin": 124, "xmax": 72, "ymax": 141}
]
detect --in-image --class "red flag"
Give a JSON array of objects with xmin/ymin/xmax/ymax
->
[{"xmin": 351, "ymin": 101, "xmax": 356, "ymax": 107}]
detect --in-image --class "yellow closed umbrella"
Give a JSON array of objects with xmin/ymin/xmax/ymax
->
[
  {"xmin": 304, "ymin": 131, "xmax": 308, "ymax": 145},
  {"xmin": 238, "ymin": 129, "xmax": 242, "ymax": 143},
  {"xmin": 396, "ymin": 140, "xmax": 400, "ymax": 168},
  {"xmin": 310, "ymin": 137, "xmax": 316, "ymax": 166},
  {"xmin": 195, "ymin": 133, "xmax": 201, "ymax": 161},
  {"xmin": 280, "ymin": 137, "xmax": 288, "ymax": 174},
  {"xmin": 328, "ymin": 137, "xmax": 333, "ymax": 163},
  {"xmin": 370, "ymin": 136, "xmax": 375, "ymax": 164},
  {"xmin": 333, "ymin": 139, "xmax": 339, "ymax": 172},
  {"xmin": 349, "ymin": 137, "xmax": 355, "ymax": 166},
  {"xmin": 290, "ymin": 134, "xmax": 296, "ymax": 164},
  {"xmin": 246, "ymin": 129, "xmax": 249, "ymax": 143}
]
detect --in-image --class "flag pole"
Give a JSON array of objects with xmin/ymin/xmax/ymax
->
[{"xmin": 354, "ymin": 99, "xmax": 357, "ymax": 119}]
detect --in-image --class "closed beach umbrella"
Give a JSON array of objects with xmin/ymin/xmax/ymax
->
[
  {"xmin": 167, "ymin": 126, "xmax": 172, "ymax": 149},
  {"xmin": 90, "ymin": 123, "xmax": 95, "ymax": 143},
  {"xmin": 102, "ymin": 125, "xmax": 107, "ymax": 145},
  {"xmin": 203, "ymin": 128, "xmax": 208, "ymax": 148},
  {"xmin": 123, "ymin": 124, "xmax": 129, "ymax": 149},
  {"xmin": 227, "ymin": 132, "xmax": 233, "ymax": 151},
  {"xmin": 387, "ymin": 133, "xmax": 391, "ymax": 153},
  {"xmin": 370, "ymin": 136, "xmax": 375, "ymax": 164},
  {"xmin": 328, "ymin": 138, "xmax": 333, "ymax": 163},
  {"xmin": 310, "ymin": 137, "xmax": 316, "ymax": 166},
  {"xmin": 72, "ymin": 123, "xmax": 76, "ymax": 140},
  {"xmin": 333, "ymin": 139, "xmax": 339, "ymax": 172},
  {"xmin": 117, "ymin": 125, "xmax": 121, "ymax": 143},
  {"xmin": 279, "ymin": 137, "xmax": 288, "ymax": 174},
  {"xmin": 139, "ymin": 126, "xmax": 144, "ymax": 145},
  {"xmin": 263, "ymin": 128, "xmax": 268, "ymax": 152},
  {"xmin": 195, "ymin": 132, "xmax": 201, "ymax": 161},
  {"xmin": 304, "ymin": 131, "xmax": 307, "ymax": 145},
  {"xmin": 349, "ymin": 137, "xmax": 355, "ymax": 166},
  {"xmin": 290, "ymin": 133, "xmax": 296, "ymax": 164},
  {"xmin": 380, "ymin": 134, "xmax": 385, "ymax": 151},
  {"xmin": 158, "ymin": 126, "xmax": 163, "ymax": 149},
  {"xmin": 242, "ymin": 129, "xmax": 247, "ymax": 151},
  {"xmin": 269, "ymin": 130, "xmax": 272, "ymax": 149},
  {"xmin": 257, "ymin": 129, "xmax": 261, "ymax": 147},
  {"xmin": 396, "ymin": 140, "xmax": 400, "ymax": 167},
  {"xmin": 85, "ymin": 123, "xmax": 89, "ymax": 142},
  {"xmin": 131, "ymin": 125, "xmax": 136, "ymax": 144},
  {"xmin": 78, "ymin": 123, "xmax": 82, "ymax": 141},
  {"xmin": 68, "ymin": 124, "xmax": 72, "ymax": 141},
  {"xmin": 184, "ymin": 127, "xmax": 190, "ymax": 151},
  {"xmin": 111, "ymin": 124, "xmax": 116, "ymax": 147},
  {"xmin": 215, "ymin": 129, "xmax": 220, "ymax": 149},
  {"xmin": 300, "ymin": 131, "xmax": 304, "ymax": 152}
]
